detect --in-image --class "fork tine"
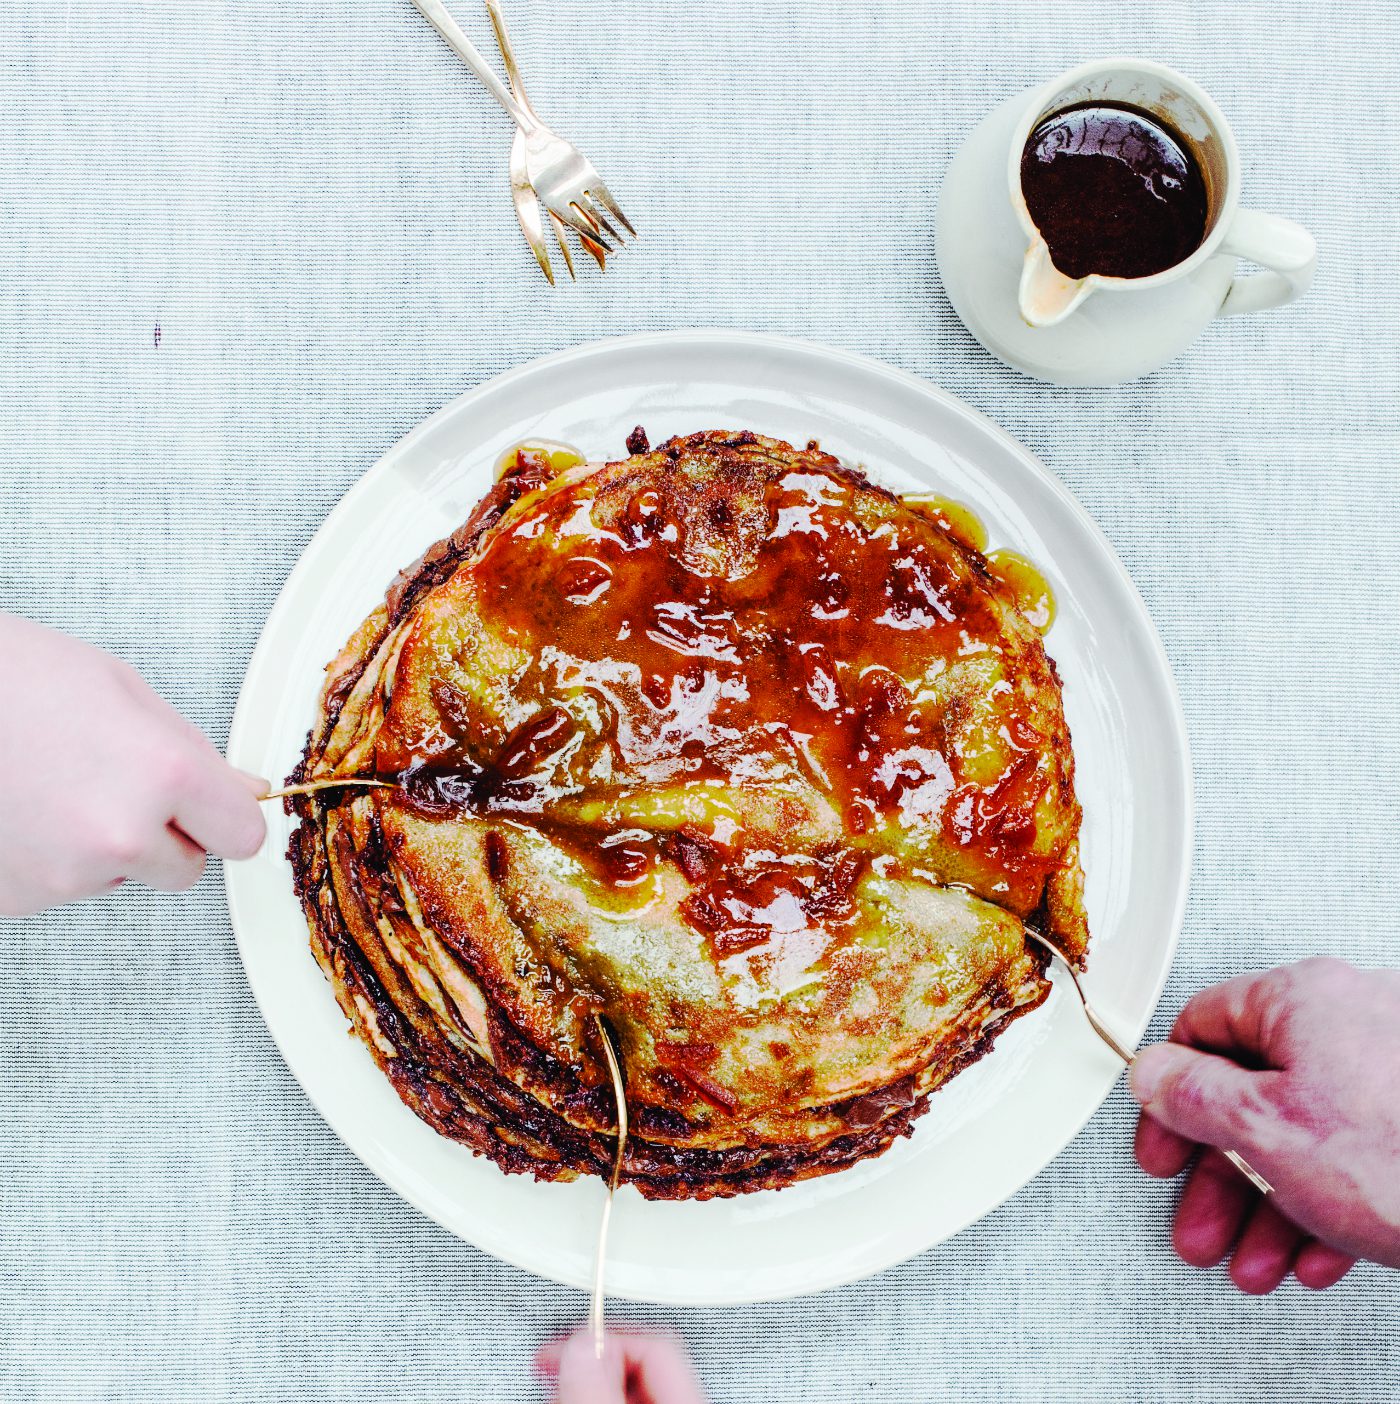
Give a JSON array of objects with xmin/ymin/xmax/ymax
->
[
  {"xmin": 510, "ymin": 137, "xmax": 554, "ymax": 285},
  {"xmin": 551, "ymin": 198, "xmax": 614, "ymax": 248},
  {"xmin": 589, "ymin": 182, "xmax": 636, "ymax": 238},
  {"xmin": 547, "ymin": 210, "xmax": 578, "ymax": 280},
  {"xmin": 576, "ymin": 221, "xmax": 608, "ymax": 270},
  {"xmin": 580, "ymin": 192, "xmax": 623, "ymax": 245},
  {"xmin": 572, "ymin": 199, "xmax": 603, "ymax": 237},
  {"xmin": 571, "ymin": 199, "xmax": 620, "ymax": 251}
]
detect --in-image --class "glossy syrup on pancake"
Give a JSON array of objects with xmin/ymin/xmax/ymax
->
[
  {"xmin": 902, "ymin": 495, "xmax": 1056, "ymax": 632},
  {"xmin": 379, "ymin": 435, "xmax": 1075, "ymax": 977},
  {"xmin": 288, "ymin": 429, "xmax": 1089, "ymax": 1198},
  {"xmin": 494, "ymin": 439, "xmax": 586, "ymax": 482}
]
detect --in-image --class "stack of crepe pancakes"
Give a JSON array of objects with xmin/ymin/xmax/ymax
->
[{"xmin": 287, "ymin": 429, "xmax": 1089, "ymax": 1199}]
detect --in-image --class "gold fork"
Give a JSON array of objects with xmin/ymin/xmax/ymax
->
[
  {"xmin": 485, "ymin": 0, "xmax": 605, "ymax": 282},
  {"xmin": 410, "ymin": 0, "xmax": 635, "ymax": 255},
  {"xmin": 1025, "ymin": 928, "xmax": 1275, "ymax": 1195}
]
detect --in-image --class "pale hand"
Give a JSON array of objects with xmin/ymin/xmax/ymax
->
[
  {"xmin": 1131, "ymin": 957, "xmax": 1400, "ymax": 1293},
  {"xmin": 0, "ymin": 614, "xmax": 267, "ymax": 916},
  {"xmin": 536, "ymin": 1328, "xmax": 708, "ymax": 1404}
]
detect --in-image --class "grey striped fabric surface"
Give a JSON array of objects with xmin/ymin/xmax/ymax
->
[{"xmin": 2, "ymin": 1, "xmax": 1398, "ymax": 1400}]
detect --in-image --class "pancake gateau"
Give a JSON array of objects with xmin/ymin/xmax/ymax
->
[{"xmin": 286, "ymin": 428, "xmax": 1089, "ymax": 1199}]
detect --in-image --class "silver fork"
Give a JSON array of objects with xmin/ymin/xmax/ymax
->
[
  {"xmin": 485, "ymin": 0, "xmax": 605, "ymax": 282},
  {"xmin": 409, "ymin": 0, "xmax": 635, "ymax": 253}
]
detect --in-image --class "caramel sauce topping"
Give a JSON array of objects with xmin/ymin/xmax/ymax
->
[
  {"xmin": 902, "ymin": 493, "xmax": 990, "ymax": 555},
  {"xmin": 381, "ymin": 439, "xmax": 1072, "ymax": 975},
  {"xmin": 493, "ymin": 439, "xmax": 587, "ymax": 482},
  {"xmin": 986, "ymin": 549, "xmax": 1057, "ymax": 634}
]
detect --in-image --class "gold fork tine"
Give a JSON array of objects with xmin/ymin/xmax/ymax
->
[
  {"xmin": 589, "ymin": 182, "xmax": 636, "ymax": 238},
  {"xmin": 258, "ymin": 777, "xmax": 394, "ymax": 801},
  {"xmin": 556, "ymin": 199, "xmax": 613, "ymax": 247},
  {"xmin": 580, "ymin": 192, "xmax": 622, "ymax": 245},
  {"xmin": 510, "ymin": 129, "xmax": 555, "ymax": 284},
  {"xmin": 1024, "ymin": 927, "xmax": 1276, "ymax": 1196},
  {"xmin": 589, "ymin": 182, "xmax": 634, "ymax": 237},
  {"xmin": 547, "ymin": 208, "xmax": 577, "ymax": 279},
  {"xmin": 571, "ymin": 199, "xmax": 603, "ymax": 238},
  {"xmin": 567, "ymin": 211, "xmax": 608, "ymax": 269}
]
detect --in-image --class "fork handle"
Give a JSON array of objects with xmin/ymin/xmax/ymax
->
[{"xmin": 408, "ymin": 0, "xmax": 538, "ymax": 132}]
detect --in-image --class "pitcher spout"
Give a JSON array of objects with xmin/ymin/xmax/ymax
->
[{"xmin": 1018, "ymin": 239, "xmax": 1092, "ymax": 327}]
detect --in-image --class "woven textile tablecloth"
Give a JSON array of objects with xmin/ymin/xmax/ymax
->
[{"xmin": 3, "ymin": 2, "xmax": 1398, "ymax": 1400}]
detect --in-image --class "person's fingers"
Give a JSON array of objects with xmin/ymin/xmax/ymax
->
[
  {"xmin": 169, "ymin": 747, "xmax": 267, "ymax": 860},
  {"xmin": 538, "ymin": 1330, "xmax": 708, "ymax": 1404},
  {"xmin": 623, "ymin": 1332, "xmax": 708, "ymax": 1404},
  {"xmin": 1229, "ymin": 1198, "xmax": 1305, "ymax": 1295},
  {"xmin": 1129, "ymin": 1042, "xmax": 1284, "ymax": 1159},
  {"xmin": 552, "ymin": 1329, "xmax": 627, "ymax": 1404},
  {"xmin": 126, "ymin": 823, "xmax": 208, "ymax": 893},
  {"xmin": 1172, "ymin": 1151, "xmax": 1257, "ymax": 1268},
  {"xmin": 1168, "ymin": 968, "xmax": 1289, "ymax": 1060},
  {"xmin": 535, "ymin": 1339, "xmax": 566, "ymax": 1376},
  {"xmin": 115, "ymin": 668, "xmax": 262, "ymax": 798},
  {"xmin": 1293, "ymin": 1240, "xmax": 1357, "ymax": 1291},
  {"xmin": 1134, "ymin": 1109, "xmax": 1196, "ymax": 1178}
]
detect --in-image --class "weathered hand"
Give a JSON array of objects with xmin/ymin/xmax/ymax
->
[
  {"xmin": 1130, "ymin": 957, "xmax": 1400, "ymax": 1293},
  {"xmin": 0, "ymin": 614, "xmax": 266, "ymax": 916}
]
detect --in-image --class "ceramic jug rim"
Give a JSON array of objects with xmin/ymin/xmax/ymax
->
[{"xmin": 1008, "ymin": 57, "xmax": 1243, "ymax": 295}]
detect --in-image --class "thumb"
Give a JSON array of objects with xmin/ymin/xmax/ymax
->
[
  {"xmin": 235, "ymin": 768, "xmax": 272, "ymax": 797},
  {"xmin": 1129, "ymin": 1042, "xmax": 1277, "ymax": 1155}
]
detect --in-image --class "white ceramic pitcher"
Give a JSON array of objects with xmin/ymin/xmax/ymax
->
[{"xmin": 935, "ymin": 58, "xmax": 1317, "ymax": 385}]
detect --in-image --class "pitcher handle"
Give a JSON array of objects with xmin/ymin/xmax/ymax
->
[{"xmin": 1218, "ymin": 209, "xmax": 1317, "ymax": 316}]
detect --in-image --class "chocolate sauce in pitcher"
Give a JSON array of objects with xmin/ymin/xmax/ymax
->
[{"xmin": 1020, "ymin": 102, "xmax": 1208, "ymax": 280}]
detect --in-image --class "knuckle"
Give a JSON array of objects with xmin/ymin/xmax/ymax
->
[
  {"xmin": 95, "ymin": 822, "xmax": 147, "ymax": 869},
  {"xmin": 1294, "ymin": 954, "xmax": 1347, "ymax": 977},
  {"xmin": 149, "ymin": 746, "xmax": 195, "ymax": 797},
  {"xmin": 1285, "ymin": 957, "xmax": 1360, "ymax": 1014},
  {"xmin": 1291, "ymin": 956, "xmax": 1354, "ymax": 990},
  {"xmin": 1242, "ymin": 970, "xmax": 1299, "ymax": 1052},
  {"xmin": 31, "ymin": 853, "xmax": 114, "ymax": 908}
]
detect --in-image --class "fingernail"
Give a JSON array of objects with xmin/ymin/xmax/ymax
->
[{"xmin": 1129, "ymin": 1043, "xmax": 1174, "ymax": 1106}]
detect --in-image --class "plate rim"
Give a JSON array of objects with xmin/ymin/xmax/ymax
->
[{"xmin": 226, "ymin": 328, "xmax": 1193, "ymax": 1304}]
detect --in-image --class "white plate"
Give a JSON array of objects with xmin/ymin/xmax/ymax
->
[{"xmin": 225, "ymin": 331, "xmax": 1190, "ymax": 1306}]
